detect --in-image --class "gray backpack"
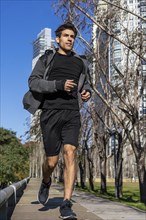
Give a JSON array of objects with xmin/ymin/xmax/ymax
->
[{"xmin": 22, "ymin": 50, "xmax": 55, "ymax": 114}]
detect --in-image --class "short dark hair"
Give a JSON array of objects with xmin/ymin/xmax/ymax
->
[{"xmin": 55, "ymin": 22, "xmax": 77, "ymax": 38}]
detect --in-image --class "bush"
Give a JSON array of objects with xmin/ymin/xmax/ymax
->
[{"xmin": 0, "ymin": 127, "xmax": 29, "ymax": 188}]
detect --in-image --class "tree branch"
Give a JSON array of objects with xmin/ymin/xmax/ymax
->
[
  {"xmin": 70, "ymin": 0, "xmax": 146, "ymax": 62},
  {"xmin": 101, "ymin": 0, "xmax": 146, "ymax": 22}
]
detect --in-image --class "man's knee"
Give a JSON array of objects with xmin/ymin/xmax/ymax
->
[
  {"xmin": 63, "ymin": 144, "xmax": 77, "ymax": 160},
  {"xmin": 46, "ymin": 156, "xmax": 59, "ymax": 170}
]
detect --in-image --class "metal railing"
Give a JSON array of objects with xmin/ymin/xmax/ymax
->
[{"xmin": 0, "ymin": 177, "xmax": 30, "ymax": 220}]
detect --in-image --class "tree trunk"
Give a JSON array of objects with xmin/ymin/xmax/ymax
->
[
  {"xmin": 89, "ymin": 174, "xmax": 94, "ymax": 191},
  {"xmin": 116, "ymin": 133, "xmax": 123, "ymax": 198},
  {"xmin": 88, "ymin": 160, "xmax": 94, "ymax": 191},
  {"xmin": 136, "ymin": 151, "xmax": 146, "ymax": 204},
  {"xmin": 117, "ymin": 159, "xmax": 123, "ymax": 198},
  {"xmin": 85, "ymin": 141, "xmax": 94, "ymax": 191},
  {"xmin": 78, "ymin": 161, "xmax": 86, "ymax": 189},
  {"xmin": 98, "ymin": 136, "xmax": 107, "ymax": 194},
  {"xmin": 100, "ymin": 159, "xmax": 107, "ymax": 193},
  {"xmin": 58, "ymin": 161, "xmax": 64, "ymax": 183}
]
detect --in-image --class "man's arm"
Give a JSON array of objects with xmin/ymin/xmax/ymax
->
[{"xmin": 28, "ymin": 58, "xmax": 65, "ymax": 93}]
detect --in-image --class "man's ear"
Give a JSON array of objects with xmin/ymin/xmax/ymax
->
[{"xmin": 56, "ymin": 37, "xmax": 59, "ymax": 44}]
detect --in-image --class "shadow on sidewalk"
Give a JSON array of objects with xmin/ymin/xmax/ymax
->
[{"xmin": 31, "ymin": 197, "xmax": 64, "ymax": 211}]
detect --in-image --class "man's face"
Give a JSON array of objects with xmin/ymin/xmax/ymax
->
[{"xmin": 56, "ymin": 29, "xmax": 75, "ymax": 52}]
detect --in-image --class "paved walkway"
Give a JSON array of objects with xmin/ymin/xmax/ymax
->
[
  {"xmin": 11, "ymin": 178, "xmax": 101, "ymax": 220},
  {"xmin": 73, "ymin": 190, "xmax": 146, "ymax": 220},
  {"xmin": 11, "ymin": 178, "xmax": 146, "ymax": 220}
]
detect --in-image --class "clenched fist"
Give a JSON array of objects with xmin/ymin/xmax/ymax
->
[
  {"xmin": 81, "ymin": 90, "xmax": 91, "ymax": 102},
  {"xmin": 64, "ymin": 80, "xmax": 77, "ymax": 92}
]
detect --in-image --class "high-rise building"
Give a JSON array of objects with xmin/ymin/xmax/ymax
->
[
  {"xmin": 32, "ymin": 28, "xmax": 55, "ymax": 69},
  {"xmin": 31, "ymin": 27, "xmax": 55, "ymax": 140},
  {"xmin": 92, "ymin": 0, "xmax": 146, "ymax": 179},
  {"xmin": 30, "ymin": 28, "xmax": 54, "ymax": 177},
  {"xmin": 111, "ymin": 0, "xmax": 146, "ymax": 112},
  {"xmin": 110, "ymin": 0, "xmax": 146, "ymax": 147}
]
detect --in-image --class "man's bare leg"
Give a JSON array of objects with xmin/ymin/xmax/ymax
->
[
  {"xmin": 38, "ymin": 155, "xmax": 59, "ymax": 204},
  {"xmin": 63, "ymin": 144, "xmax": 77, "ymax": 200},
  {"xmin": 42, "ymin": 155, "xmax": 59, "ymax": 183}
]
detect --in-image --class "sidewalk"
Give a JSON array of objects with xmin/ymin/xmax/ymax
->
[
  {"xmin": 73, "ymin": 189, "xmax": 146, "ymax": 220},
  {"xmin": 11, "ymin": 178, "xmax": 101, "ymax": 220},
  {"xmin": 11, "ymin": 178, "xmax": 146, "ymax": 220}
]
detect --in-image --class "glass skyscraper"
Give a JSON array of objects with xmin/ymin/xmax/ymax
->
[
  {"xmin": 32, "ymin": 28, "xmax": 55, "ymax": 69},
  {"xmin": 29, "ymin": 27, "xmax": 55, "ymax": 177}
]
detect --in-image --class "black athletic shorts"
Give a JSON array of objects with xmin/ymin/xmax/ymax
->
[{"xmin": 40, "ymin": 109, "xmax": 81, "ymax": 156}]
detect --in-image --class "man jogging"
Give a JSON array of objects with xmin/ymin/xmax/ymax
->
[{"xmin": 24, "ymin": 22, "xmax": 91, "ymax": 219}]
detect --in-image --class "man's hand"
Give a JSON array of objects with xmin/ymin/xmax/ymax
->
[
  {"xmin": 81, "ymin": 90, "xmax": 91, "ymax": 102},
  {"xmin": 64, "ymin": 80, "xmax": 77, "ymax": 92}
]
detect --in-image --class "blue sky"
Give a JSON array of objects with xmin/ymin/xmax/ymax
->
[{"xmin": 0, "ymin": 0, "xmax": 62, "ymax": 141}]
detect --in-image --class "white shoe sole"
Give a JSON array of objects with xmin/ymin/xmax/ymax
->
[
  {"xmin": 59, "ymin": 215, "xmax": 77, "ymax": 219},
  {"xmin": 37, "ymin": 193, "xmax": 49, "ymax": 205}
]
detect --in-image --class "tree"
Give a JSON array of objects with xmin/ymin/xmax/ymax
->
[
  {"xmin": 25, "ymin": 111, "xmax": 46, "ymax": 178},
  {"xmin": 0, "ymin": 128, "xmax": 29, "ymax": 188},
  {"xmin": 80, "ymin": 108, "xmax": 95, "ymax": 190},
  {"xmin": 52, "ymin": 0, "xmax": 146, "ymax": 203}
]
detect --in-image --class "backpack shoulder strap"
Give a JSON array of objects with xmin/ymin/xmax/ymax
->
[
  {"xmin": 40, "ymin": 49, "xmax": 56, "ymax": 79},
  {"xmin": 45, "ymin": 49, "xmax": 55, "ymax": 65},
  {"xmin": 40, "ymin": 49, "xmax": 54, "ymax": 66}
]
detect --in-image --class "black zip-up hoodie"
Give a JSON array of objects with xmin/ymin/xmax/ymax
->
[{"xmin": 23, "ymin": 49, "xmax": 91, "ymax": 114}]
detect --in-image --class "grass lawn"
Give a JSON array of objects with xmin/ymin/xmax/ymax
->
[{"xmin": 77, "ymin": 181, "xmax": 146, "ymax": 211}]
